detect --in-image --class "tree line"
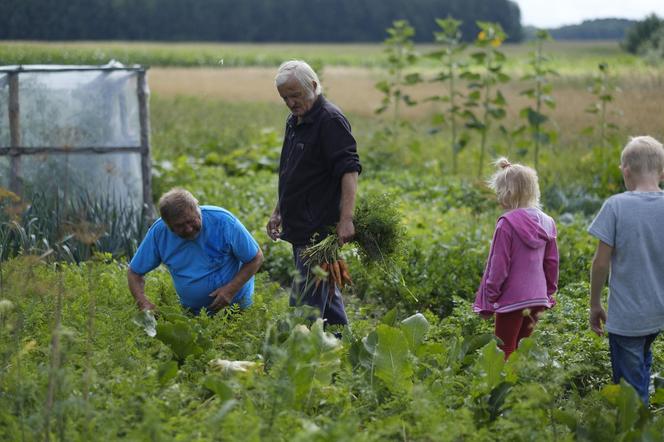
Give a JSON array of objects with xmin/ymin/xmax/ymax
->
[
  {"xmin": 0, "ymin": 0, "xmax": 522, "ymax": 42},
  {"xmin": 546, "ymin": 18, "xmax": 636, "ymax": 40}
]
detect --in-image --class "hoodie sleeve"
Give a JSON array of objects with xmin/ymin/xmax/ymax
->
[
  {"xmin": 485, "ymin": 219, "xmax": 512, "ymax": 303},
  {"xmin": 543, "ymin": 222, "xmax": 559, "ymax": 298}
]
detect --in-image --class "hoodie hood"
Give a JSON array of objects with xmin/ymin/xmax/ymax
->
[{"xmin": 500, "ymin": 208, "xmax": 556, "ymax": 249}]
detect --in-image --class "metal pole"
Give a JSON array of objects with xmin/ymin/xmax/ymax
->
[
  {"xmin": 8, "ymin": 72, "xmax": 21, "ymax": 195},
  {"xmin": 137, "ymin": 70, "xmax": 155, "ymax": 221}
]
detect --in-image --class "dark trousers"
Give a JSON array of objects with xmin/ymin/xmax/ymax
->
[{"xmin": 290, "ymin": 246, "xmax": 348, "ymax": 326}]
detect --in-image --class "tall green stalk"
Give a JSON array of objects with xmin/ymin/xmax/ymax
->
[
  {"xmin": 462, "ymin": 22, "xmax": 510, "ymax": 178},
  {"xmin": 429, "ymin": 17, "xmax": 468, "ymax": 174},
  {"xmin": 375, "ymin": 20, "xmax": 422, "ymax": 142},
  {"xmin": 520, "ymin": 30, "xmax": 558, "ymax": 170},
  {"xmin": 585, "ymin": 62, "xmax": 621, "ymax": 184}
]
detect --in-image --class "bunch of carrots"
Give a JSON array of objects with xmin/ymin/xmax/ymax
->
[
  {"xmin": 316, "ymin": 259, "xmax": 352, "ymax": 290},
  {"xmin": 301, "ymin": 234, "xmax": 353, "ymax": 290}
]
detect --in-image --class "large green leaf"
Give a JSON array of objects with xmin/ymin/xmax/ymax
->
[
  {"xmin": 374, "ymin": 324, "xmax": 413, "ymax": 393},
  {"xmin": 157, "ymin": 360, "xmax": 178, "ymax": 385},
  {"xmin": 203, "ymin": 376, "xmax": 234, "ymax": 401},
  {"xmin": 479, "ymin": 341, "xmax": 505, "ymax": 389},
  {"xmin": 400, "ymin": 313, "xmax": 429, "ymax": 351},
  {"xmin": 156, "ymin": 320, "xmax": 203, "ymax": 362},
  {"xmin": 601, "ymin": 380, "xmax": 646, "ymax": 433}
]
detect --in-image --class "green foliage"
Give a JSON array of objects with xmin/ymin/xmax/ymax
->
[
  {"xmin": 375, "ymin": 20, "xmax": 422, "ymax": 131},
  {"xmin": 584, "ymin": 62, "xmax": 623, "ymax": 187},
  {"xmin": 352, "ymin": 191, "xmax": 404, "ymax": 263},
  {"xmin": 548, "ymin": 18, "xmax": 637, "ymax": 41},
  {"xmin": 0, "ymin": 188, "xmax": 147, "ymax": 262},
  {"xmin": 429, "ymin": 16, "xmax": 469, "ymax": 174},
  {"xmin": 155, "ymin": 309, "xmax": 208, "ymax": 362},
  {"xmin": 622, "ymin": 14, "xmax": 664, "ymax": 54},
  {"xmin": 463, "ymin": 21, "xmax": 511, "ymax": 177},
  {"xmin": 2, "ymin": 37, "xmax": 664, "ymax": 439},
  {"xmin": 0, "ymin": 0, "xmax": 524, "ymax": 44},
  {"xmin": 519, "ymin": 29, "xmax": 559, "ymax": 170}
]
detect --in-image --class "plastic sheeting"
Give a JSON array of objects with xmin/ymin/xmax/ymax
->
[
  {"xmin": 0, "ymin": 66, "xmax": 147, "ymax": 212},
  {"xmin": 0, "ymin": 152, "xmax": 143, "ymax": 210},
  {"xmin": 18, "ymin": 70, "xmax": 140, "ymax": 148}
]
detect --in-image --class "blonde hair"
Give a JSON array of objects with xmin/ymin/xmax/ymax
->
[
  {"xmin": 275, "ymin": 60, "xmax": 322, "ymax": 99},
  {"xmin": 621, "ymin": 135, "xmax": 664, "ymax": 176},
  {"xmin": 488, "ymin": 157, "xmax": 540, "ymax": 209},
  {"xmin": 158, "ymin": 188, "xmax": 199, "ymax": 224}
]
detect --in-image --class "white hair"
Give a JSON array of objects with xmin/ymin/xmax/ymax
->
[{"xmin": 274, "ymin": 60, "xmax": 322, "ymax": 99}]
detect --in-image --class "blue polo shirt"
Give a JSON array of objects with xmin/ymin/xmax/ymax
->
[{"xmin": 129, "ymin": 206, "xmax": 259, "ymax": 313}]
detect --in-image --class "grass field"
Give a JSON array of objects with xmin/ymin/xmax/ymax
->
[{"xmin": 0, "ymin": 39, "xmax": 657, "ymax": 73}]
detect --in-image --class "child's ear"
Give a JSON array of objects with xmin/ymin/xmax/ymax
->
[{"xmin": 620, "ymin": 164, "xmax": 630, "ymax": 178}]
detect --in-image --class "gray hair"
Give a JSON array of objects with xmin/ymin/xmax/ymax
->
[
  {"xmin": 274, "ymin": 60, "xmax": 322, "ymax": 99},
  {"xmin": 158, "ymin": 188, "xmax": 199, "ymax": 224}
]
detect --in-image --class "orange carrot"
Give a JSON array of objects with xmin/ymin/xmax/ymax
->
[
  {"xmin": 332, "ymin": 260, "xmax": 342, "ymax": 287},
  {"xmin": 338, "ymin": 259, "xmax": 353, "ymax": 286}
]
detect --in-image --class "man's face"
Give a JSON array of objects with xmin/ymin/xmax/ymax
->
[
  {"xmin": 167, "ymin": 207, "xmax": 202, "ymax": 240},
  {"xmin": 277, "ymin": 77, "xmax": 316, "ymax": 117}
]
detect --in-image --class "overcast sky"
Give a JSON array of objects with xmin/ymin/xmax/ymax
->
[{"xmin": 514, "ymin": 0, "xmax": 664, "ymax": 28}]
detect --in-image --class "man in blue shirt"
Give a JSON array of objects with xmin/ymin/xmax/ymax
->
[{"xmin": 128, "ymin": 188, "xmax": 263, "ymax": 314}]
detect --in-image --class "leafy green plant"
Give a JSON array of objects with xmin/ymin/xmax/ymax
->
[
  {"xmin": 584, "ymin": 62, "xmax": 622, "ymax": 185},
  {"xmin": 428, "ymin": 16, "xmax": 469, "ymax": 174},
  {"xmin": 520, "ymin": 30, "xmax": 559, "ymax": 170},
  {"xmin": 375, "ymin": 20, "xmax": 422, "ymax": 136},
  {"xmin": 301, "ymin": 191, "xmax": 404, "ymax": 265},
  {"xmin": 463, "ymin": 22, "xmax": 511, "ymax": 177}
]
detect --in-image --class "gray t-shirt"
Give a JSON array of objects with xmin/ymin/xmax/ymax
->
[{"xmin": 588, "ymin": 191, "xmax": 664, "ymax": 336}]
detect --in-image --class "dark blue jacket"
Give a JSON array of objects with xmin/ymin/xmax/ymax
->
[{"xmin": 278, "ymin": 95, "xmax": 361, "ymax": 245}]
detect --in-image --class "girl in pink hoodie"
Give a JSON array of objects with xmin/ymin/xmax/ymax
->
[{"xmin": 474, "ymin": 158, "xmax": 559, "ymax": 359}]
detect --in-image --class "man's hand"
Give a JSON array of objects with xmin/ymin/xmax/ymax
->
[
  {"xmin": 137, "ymin": 297, "xmax": 156, "ymax": 312},
  {"xmin": 336, "ymin": 217, "xmax": 355, "ymax": 245},
  {"xmin": 589, "ymin": 305, "xmax": 607, "ymax": 336},
  {"xmin": 266, "ymin": 211, "xmax": 282, "ymax": 241},
  {"xmin": 208, "ymin": 285, "xmax": 236, "ymax": 312}
]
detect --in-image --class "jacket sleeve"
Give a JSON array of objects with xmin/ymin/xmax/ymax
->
[
  {"xmin": 320, "ymin": 116, "xmax": 361, "ymax": 179},
  {"xmin": 484, "ymin": 220, "xmax": 512, "ymax": 303},
  {"xmin": 543, "ymin": 224, "xmax": 559, "ymax": 298}
]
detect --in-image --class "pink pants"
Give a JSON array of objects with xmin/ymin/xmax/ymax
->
[{"xmin": 494, "ymin": 307, "xmax": 545, "ymax": 359}]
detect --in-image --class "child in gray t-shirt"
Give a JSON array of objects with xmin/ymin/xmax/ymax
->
[{"xmin": 588, "ymin": 135, "xmax": 664, "ymax": 404}]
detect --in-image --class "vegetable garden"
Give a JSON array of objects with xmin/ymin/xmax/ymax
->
[{"xmin": 1, "ymin": 25, "xmax": 664, "ymax": 441}]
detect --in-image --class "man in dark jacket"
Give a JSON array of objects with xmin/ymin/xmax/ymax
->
[{"xmin": 266, "ymin": 60, "xmax": 361, "ymax": 326}]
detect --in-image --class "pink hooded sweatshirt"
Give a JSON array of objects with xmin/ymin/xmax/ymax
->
[{"xmin": 473, "ymin": 207, "xmax": 558, "ymax": 315}]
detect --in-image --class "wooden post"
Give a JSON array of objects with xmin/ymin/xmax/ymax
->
[
  {"xmin": 8, "ymin": 72, "xmax": 21, "ymax": 195},
  {"xmin": 137, "ymin": 69, "xmax": 155, "ymax": 221}
]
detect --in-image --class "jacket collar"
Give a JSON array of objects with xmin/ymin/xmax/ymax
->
[{"xmin": 289, "ymin": 94, "xmax": 325, "ymax": 126}]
